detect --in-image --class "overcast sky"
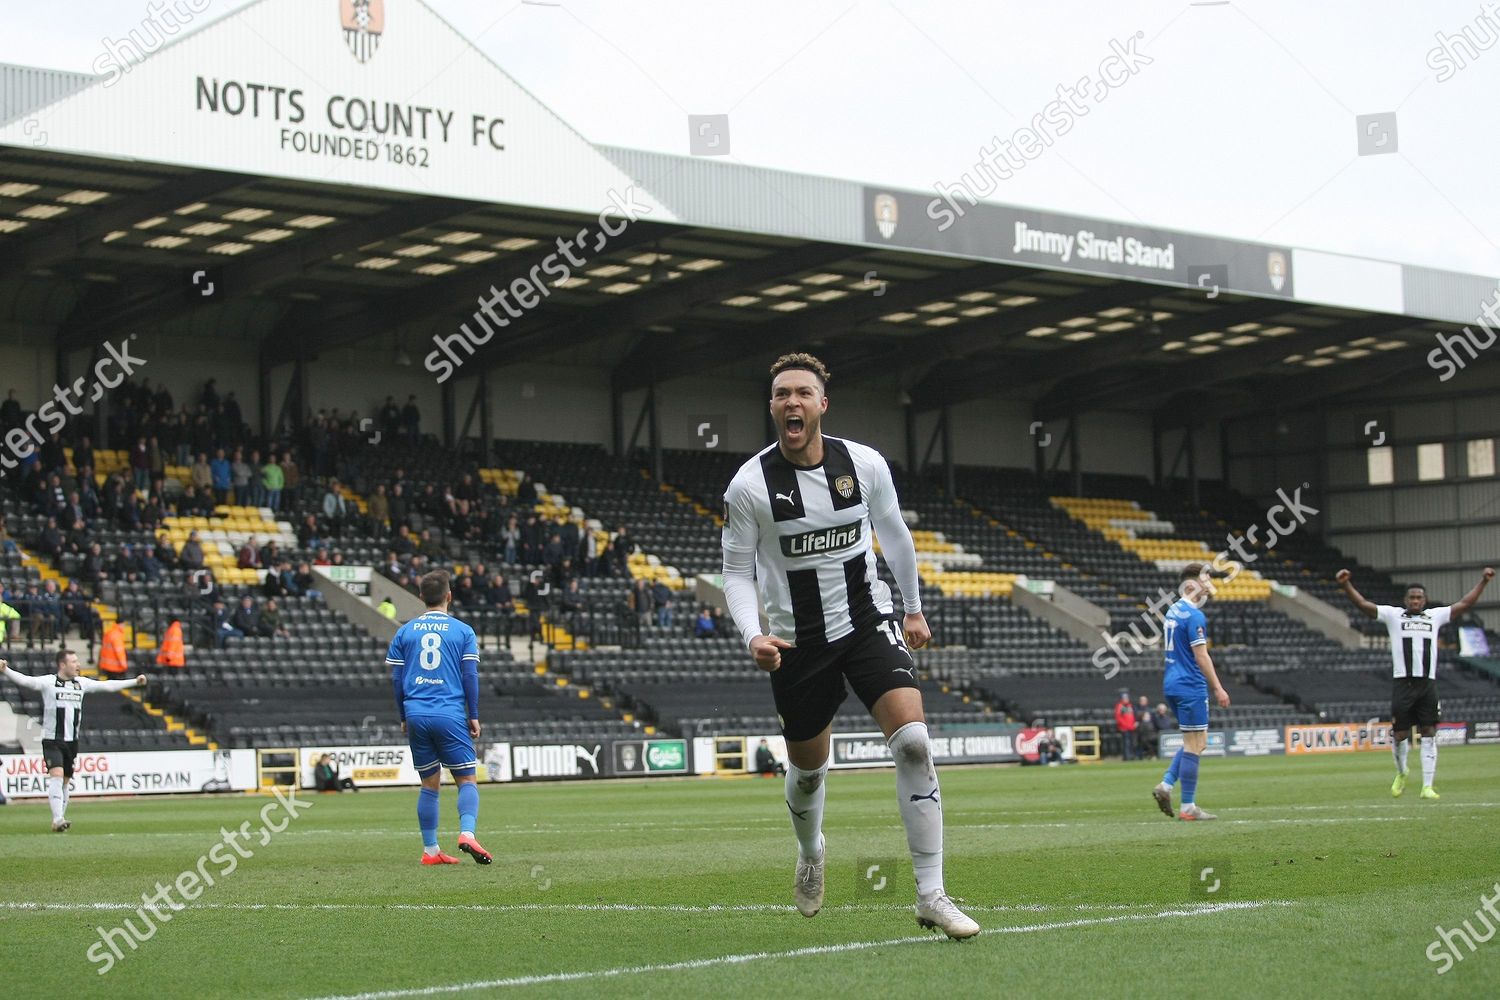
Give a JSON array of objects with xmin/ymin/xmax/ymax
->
[{"xmin": 5, "ymin": 0, "xmax": 1498, "ymax": 279}]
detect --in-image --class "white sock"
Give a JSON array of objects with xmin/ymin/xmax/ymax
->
[
  {"xmin": 889, "ymin": 721, "xmax": 944, "ymax": 898},
  {"xmin": 423, "ymin": 844, "xmax": 441, "ymax": 857},
  {"xmin": 46, "ymin": 776, "xmax": 65, "ymax": 825},
  {"xmin": 784, "ymin": 761, "xmax": 827, "ymax": 861},
  {"xmin": 1421, "ymin": 737, "xmax": 1438, "ymax": 787},
  {"xmin": 1393, "ymin": 738, "xmax": 1409, "ymax": 775}
]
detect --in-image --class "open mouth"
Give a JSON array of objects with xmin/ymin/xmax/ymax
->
[{"xmin": 785, "ymin": 415, "xmax": 805, "ymax": 435}]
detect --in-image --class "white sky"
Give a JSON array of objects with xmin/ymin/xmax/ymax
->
[{"xmin": 5, "ymin": 0, "xmax": 1499, "ymax": 277}]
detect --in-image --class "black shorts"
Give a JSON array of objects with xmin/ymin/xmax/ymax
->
[
  {"xmin": 1392, "ymin": 678, "xmax": 1440, "ymax": 731},
  {"xmin": 770, "ymin": 616, "xmax": 919, "ymax": 742},
  {"xmin": 42, "ymin": 739, "xmax": 79, "ymax": 778}
]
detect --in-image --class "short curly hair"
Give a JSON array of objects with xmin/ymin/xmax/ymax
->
[{"xmin": 769, "ymin": 352, "xmax": 831, "ymax": 389}]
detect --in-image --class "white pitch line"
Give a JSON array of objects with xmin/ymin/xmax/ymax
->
[
  {"xmin": 299, "ymin": 900, "xmax": 1286, "ymax": 999},
  {"xmin": 0, "ymin": 899, "xmax": 1271, "ymax": 916}
]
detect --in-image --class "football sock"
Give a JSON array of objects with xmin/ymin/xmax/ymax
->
[
  {"xmin": 1162, "ymin": 747, "xmax": 1184, "ymax": 787},
  {"xmin": 1421, "ymin": 737, "xmax": 1438, "ymax": 786},
  {"xmin": 61, "ymin": 779, "xmax": 70, "ymax": 812},
  {"xmin": 1178, "ymin": 752, "xmax": 1201, "ymax": 807},
  {"xmin": 457, "ymin": 782, "xmax": 479, "ymax": 835},
  {"xmin": 46, "ymin": 776, "xmax": 65, "ymax": 824},
  {"xmin": 889, "ymin": 721, "xmax": 944, "ymax": 898},
  {"xmin": 1392, "ymin": 737, "xmax": 1409, "ymax": 775},
  {"xmin": 418, "ymin": 786, "xmax": 440, "ymax": 850},
  {"xmin": 784, "ymin": 760, "xmax": 827, "ymax": 861}
]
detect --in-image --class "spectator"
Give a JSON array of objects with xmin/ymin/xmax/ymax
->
[
  {"xmin": 377, "ymin": 597, "xmax": 398, "ymax": 621},
  {"xmin": 155, "ymin": 534, "xmax": 178, "ymax": 571},
  {"xmin": 0, "ymin": 594, "xmax": 20, "ymax": 646},
  {"xmin": 1136, "ymin": 694, "xmax": 1160, "ymax": 759},
  {"xmin": 628, "ymin": 578, "xmax": 652, "ymax": 623},
  {"xmin": 380, "ymin": 396, "xmax": 401, "ymax": 444},
  {"xmin": 367, "ymin": 484, "xmax": 390, "ymax": 537},
  {"xmin": 209, "ymin": 599, "xmax": 241, "ymax": 649},
  {"xmin": 237, "ymin": 535, "xmax": 261, "ymax": 570},
  {"xmin": 558, "ymin": 578, "xmax": 584, "ymax": 614},
  {"xmin": 260, "ymin": 453, "xmax": 284, "ymax": 512},
  {"xmin": 516, "ymin": 473, "xmax": 538, "ymax": 505},
  {"xmin": 190, "ymin": 452, "xmax": 213, "ymax": 494},
  {"xmin": 652, "ymin": 580, "xmax": 674, "ymax": 628},
  {"xmin": 188, "ymin": 568, "xmax": 222, "ymax": 608},
  {"xmin": 322, "ymin": 479, "xmax": 349, "ymax": 538},
  {"xmin": 293, "ymin": 562, "xmax": 322, "ymax": 601},
  {"xmin": 36, "ymin": 580, "xmax": 64, "ymax": 641},
  {"xmin": 0, "ymin": 514, "xmax": 18, "ymax": 555},
  {"xmin": 139, "ymin": 544, "xmax": 163, "ymax": 582},
  {"xmin": 231, "ymin": 595, "xmax": 260, "ymax": 637},
  {"xmin": 313, "ymin": 753, "xmax": 357, "ymax": 792},
  {"xmin": 180, "ymin": 531, "xmax": 205, "ymax": 571},
  {"xmin": 297, "ymin": 514, "xmax": 321, "ymax": 551},
  {"xmin": 130, "ymin": 436, "xmax": 150, "ymax": 493},
  {"xmin": 1114, "ymin": 692, "xmax": 1137, "ymax": 761},
  {"xmin": 80, "ymin": 543, "xmax": 108, "ymax": 595},
  {"xmin": 36, "ymin": 517, "xmax": 63, "ymax": 559},
  {"xmin": 280, "ymin": 451, "xmax": 300, "ymax": 493},
  {"xmin": 401, "ymin": 394, "xmax": 421, "ymax": 445},
  {"xmin": 609, "ymin": 526, "xmax": 632, "ymax": 576},
  {"xmin": 209, "ymin": 449, "xmax": 232, "ymax": 506},
  {"xmin": 500, "ymin": 515, "xmax": 521, "ymax": 564},
  {"xmin": 0, "ymin": 388, "xmax": 20, "ymax": 431},
  {"xmin": 388, "ymin": 483, "xmax": 409, "ymax": 531},
  {"xmin": 230, "ymin": 448, "xmax": 253, "ymax": 505},
  {"xmin": 754, "ymin": 738, "xmax": 785, "ymax": 776},
  {"xmin": 257, "ymin": 598, "xmax": 290, "ymax": 639},
  {"xmin": 522, "ymin": 570, "xmax": 551, "ymax": 622},
  {"xmin": 111, "ymin": 542, "xmax": 143, "ymax": 582},
  {"xmin": 694, "ymin": 607, "xmax": 717, "ymax": 639}
]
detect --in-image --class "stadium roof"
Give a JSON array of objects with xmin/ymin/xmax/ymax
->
[{"xmin": 0, "ymin": 0, "xmax": 1492, "ymax": 426}]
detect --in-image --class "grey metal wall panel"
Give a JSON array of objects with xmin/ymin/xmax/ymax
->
[
  {"xmin": 0, "ymin": 64, "xmax": 95, "ymax": 126},
  {"xmin": 1402, "ymin": 265, "xmax": 1500, "ymax": 324},
  {"xmin": 1392, "ymin": 486, "xmax": 1455, "ymax": 524},
  {"xmin": 596, "ymin": 146, "xmax": 863, "ymax": 244},
  {"xmin": 1334, "ymin": 533, "xmax": 1393, "ymax": 568},
  {"xmin": 1394, "ymin": 529, "xmax": 1457, "ymax": 566},
  {"xmin": 1328, "ymin": 491, "xmax": 1391, "ymax": 531}
]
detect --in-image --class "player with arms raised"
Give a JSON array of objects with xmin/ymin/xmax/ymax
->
[
  {"xmin": 389, "ymin": 570, "xmax": 492, "ymax": 864},
  {"xmin": 0, "ymin": 649, "xmax": 146, "ymax": 831},
  {"xmin": 1152, "ymin": 564, "xmax": 1230, "ymax": 820},
  {"xmin": 720, "ymin": 353, "xmax": 978, "ymax": 939},
  {"xmin": 1336, "ymin": 566, "xmax": 1493, "ymax": 799}
]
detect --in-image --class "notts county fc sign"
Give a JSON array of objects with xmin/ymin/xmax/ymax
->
[{"xmin": 341, "ymin": 0, "xmax": 384, "ymax": 64}]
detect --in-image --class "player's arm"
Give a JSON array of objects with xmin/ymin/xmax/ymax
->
[
  {"xmin": 1192, "ymin": 644, "xmax": 1230, "ymax": 708},
  {"xmin": 462, "ymin": 631, "xmax": 481, "ymax": 740},
  {"xmin": 0, "ymin": 660, "xmax": 50, "ymax": 691},
  {"xmin": 386, "ymin": 633, "xmax": 407, "ymax": 735},
  {"xmin": 867, "ymin": 455, "xmax": 928, "ymax": 648},
  {"xmin": 720, "ymin": 480, "xmax": 789, "ymax": 672},
  {"xmin": 77, "ymin": 675, "xmax": 148, "ymax": 692},
  {"xmin": 1448, "ymin": 566, "xmax": 1496, "ymax": 617},
  {"xmin": 1333, "ymin": 568, "xmax": 1380, "ymax": 619}
]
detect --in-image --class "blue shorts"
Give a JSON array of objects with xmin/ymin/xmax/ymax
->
[
  {"xmin": 1165, "ymin": 688, "xmax": 1210, "ymax": 731},
  {"xmin": 406, "ymin": 715, "xmax": 477, "ymax": 777}
]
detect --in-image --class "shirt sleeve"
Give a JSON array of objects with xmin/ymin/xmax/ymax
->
[
  {"xmin": 1429, "ymin": 605, "xmax": 1453, "ymax": 628},
  {"xmin": 1189, "ymin": 609, "xmax": 1209, "ymax": 647},
  {"xmin": 462, "ymin": 629, "xmax": 480, "ymax": 720},
  {"xmin": 865, "ymin": 455, "xmax": 921, "ymax": 615},
  {"xmin": 1375, "ymin": 605, "xmax": 1399, "ymax": 628},
  {"xmin": 78, "ymin": 677, "xmax": 138, "ymax": 693},
  {"xmin": 387, "ymin": 630, "xmax": 406, "ymax": 722},
  {"xmin": 3, "ymin": 669, "xmax": 51, "ymax": 692},
  {"xmin": 721, "ymin": 477, "xmax": 763, "ymax": 648}
]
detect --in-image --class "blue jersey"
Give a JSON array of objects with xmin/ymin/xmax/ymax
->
[
  {"xmin": 387, "ymin": 610, "xmax": 480, "ymax": 721},
  {"xmin": 1162, "ymin": 598, "xmax": 1209, "ymax": 693}
]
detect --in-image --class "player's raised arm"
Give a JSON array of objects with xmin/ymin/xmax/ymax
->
[
  {"xmin": 0, "ymin": 659, "xmax": 51, "ymax": 691},
  {"xmin": 866, "ymin": 458, "xmax": 928, "ymax": 649},
  {"xmin": 77, "ymin": 675, "xmax": 148, "ymax": 692},
  {"xmin": 1448, "ymin": 566, "xmax": 1496, "ymax": 617},
  {"xmin": 1334, "ymin": 569, "xmax": 1380, "ymax": 619}
]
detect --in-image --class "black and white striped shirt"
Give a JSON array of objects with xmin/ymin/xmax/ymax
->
[
  {"xmin": 1376, "ymin": 605, "xmax": 1452, "ymax": 680},
  {"xmin": 723, "ymin": 436, "xmax": 910, "ymax": 646},
  {"xmin": 3, "ymin": 672, "xmax": 137, "ymax": 741}
]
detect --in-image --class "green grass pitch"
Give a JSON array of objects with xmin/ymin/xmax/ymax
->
[{"xmin": 2, "ymin": 747, "xmax": 1497, "ymax": 998}]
